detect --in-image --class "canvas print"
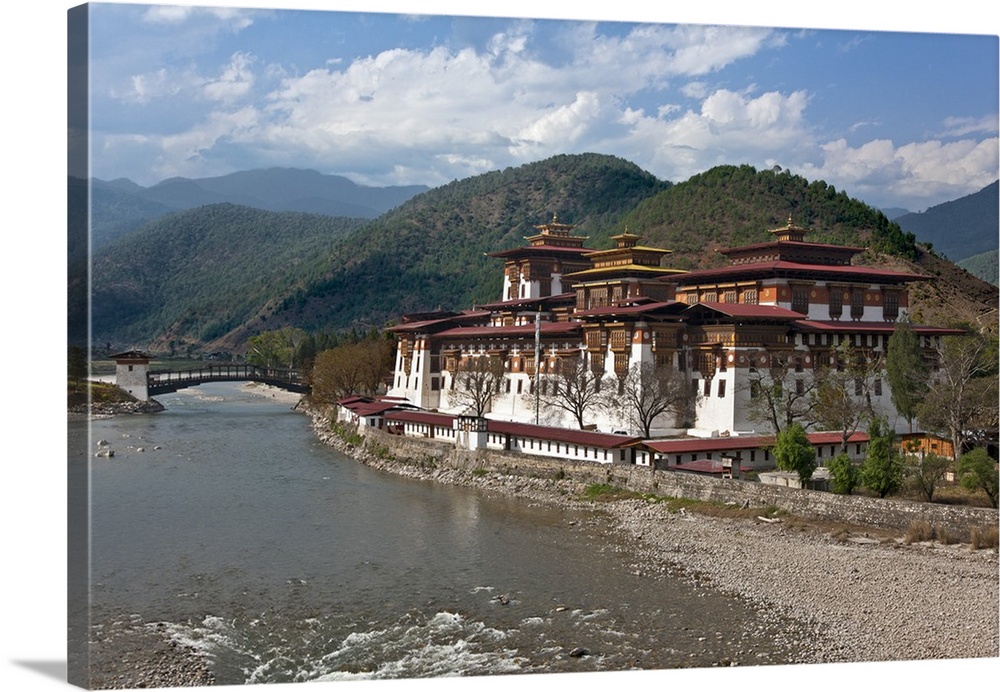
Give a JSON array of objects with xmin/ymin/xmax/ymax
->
[{"xmin": 67, "ymin": 2, "xmax": 999, "ymax": 690}]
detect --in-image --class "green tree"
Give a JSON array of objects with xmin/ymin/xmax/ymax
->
[
  {"xmin": 860, "ymin": 417, "xmax": 904, "ymax": 498},
  {"xmin": 885, "ymin": 318, "xmax": 928, "ymax": 432},
  {"xmin": 773, "ymin": 422, "xmax": 817, "ymax": 485},
  {"xmin": 68, "ymin": 345, "xmax": 88, "ymax": 382},
  {"xmin": 956, "ymin": 448, "xmax": 999, "ymax": 508},
  {"xmin": 310, "ymin": 337, "xmax": 395, "ymax": 403},
  {"xmin": 827, "ymin": 452, "xmax": 860, "ymax": 495},
  {"xmin": 916, "ymin": 332, "xmax": 999, "ymax": 457},
  {"xmin": 904, "ymin": 452, "xmax": 952, "ymax": 502}
]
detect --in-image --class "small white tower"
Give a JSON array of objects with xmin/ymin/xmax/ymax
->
[{"xmin": 112, "ymin": 350, "xmax": 152, "ymax": 401}]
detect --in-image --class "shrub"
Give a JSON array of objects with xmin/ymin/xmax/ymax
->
[
  {"xmin": 773, "ymin": 423, "xmax": 817, "ymax": 484},
  {"xmin": 970, "ymin": 526, "xmax": 999, "ymax": 550},
  {"xmin": 904, "ymin": 520, "xmax": 934, "ymax": 544},
  {"xmin": 828, "ymin": 452, "xmax": 860, "ymax": 495},
  {"xmin": 957, "ymin": 448, "xmax": 999, "ymax": 508}
]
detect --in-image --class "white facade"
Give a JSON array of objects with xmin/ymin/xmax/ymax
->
[{"xmin": 387, "ymin": 221, "xmax": 955, "ymax": 440}]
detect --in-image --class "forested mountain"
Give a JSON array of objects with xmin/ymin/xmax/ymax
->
[
  {"xmin": 85, "ymin": 154, "xmax": 998, "ymax": 354},
  {"xmin": 618, "ymin": 164, "xmax": 919, "ymax": 269},
  {"xmin": 88, "ymin": 204, "xmax": 366, "ymax": 351},
  {"xmin": 893, "ymin": 180, "xmax": 999, "ymax": 262},
  {"xmin": 958, "ymin": 249, "xmax": 999, "ymax": 286},
  {"xmin": 253, "ymin": 153, "xmax": 670, "ymax": 342}
]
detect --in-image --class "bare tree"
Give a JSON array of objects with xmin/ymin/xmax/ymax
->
[
  {"xmin": 743, "ymin": 349, "xmax": 819, "ymax": 434},
  {"xmin": 449, "ymin": 355, "xmax": 506, "ymax": 418},
  {"xmin": 612, "ymin": 362, "xmax": 692, "ymax": 438},
  {"xmin": 811, "ymin": 340, "xmax": 883, "ymax": 453},
  {"xmin": 530, "ymin": 355, "xmax": 607, "ymax": 429}
]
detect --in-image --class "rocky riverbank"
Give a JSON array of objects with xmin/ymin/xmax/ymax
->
[
  {"xmin": 86, "ymin": 618, "xmax": 215, "ymax": 689},
  {"xmin": 309, "ymin": 409, "xmax": 999, "ymax": 667}
]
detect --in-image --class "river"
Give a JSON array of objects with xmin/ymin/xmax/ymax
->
[{"xmin": 69, "ymin": 382, "xmax": 803, "ymax": 685}]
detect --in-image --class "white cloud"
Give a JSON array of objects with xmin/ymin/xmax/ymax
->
[
  {"xmin": 142, "ymin": 5, "xmax": 255, "ymax": 32},
  {"xmin": 800, "ymin": 136, "xmax": 1000, "ymax": 210},
  {"xmin": 202, "ymin": 52, "xmax": 257, "ymax": 104},
  {"xmin": 939, "ymin": 115, "xmax": 999, "ymax": 138}
]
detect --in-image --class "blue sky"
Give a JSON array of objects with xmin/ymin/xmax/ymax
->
[{"xmin": 76, "ymin": 2, "xmax": 999, "ymax": 212}]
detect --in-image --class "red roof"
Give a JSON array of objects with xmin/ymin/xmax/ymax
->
[
  {"xmin": 573, "ymin": 301, "xmax": 684, "ymax": 318},
  {"xmin": 487, "ymin": 420, "xmax": 643, "ymax": 447},
  {"xmin": 644, "ymin": 431, "xmax": 868, "ymax": 454},
  {"xmin": 686, "ymin": 302, "xmax": 805, "ymax": 319},
  {"xmin": 490, "ymin": 244, "xmax": 593, "ymax": 258},
  {"xmin": 475, "ymin": 293, "xmax": 576, "ymax": 310},
  {"xmin": 384, "ymin": 410, "xmax": 457, "ymax": 426},
  {"xmin": 720, "ymin": 239, "xmax": 863, "ymax": 256},
  {"xmin": 435, "ymin": 321, "xmax": 582, "ymax": 339},
  {"xmin": 795, "ymin": 320, "xmax": 967, "ymax": 335},
  {"xmin": 666, "ymin": 260, "xmax": 930, "ymax": 284},
  {"xmin": 387, "ymin": 311, "xmax": 491, "ymax": 333}
]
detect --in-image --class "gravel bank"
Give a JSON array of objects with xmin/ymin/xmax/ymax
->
[{"xmin": 311, "ymin": 410, "xmax": 999, "ymax": 667}]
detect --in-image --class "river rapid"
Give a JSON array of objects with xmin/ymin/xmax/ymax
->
[{"xmin": 70, "ymin": 382, "xmax": 806, "ymax": 686}]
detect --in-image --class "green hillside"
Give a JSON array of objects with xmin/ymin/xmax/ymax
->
[
  {"xmin": 893, "ymin": 180, "xmax": 999, "ymax": 262},
  {"xmin": 620, "ymin": 164, "xmax": 918, "ymax": 269},
  {"xmin": 90, "ymin": 204, "xmax": 365, "ymax": 351},
  {"xmin": 958, "ymin": 249, "xmax": 999, "ymax": 286},
  {"xmin": 261, "ymin": 153, "xmax": 669, "ymax": 337}
]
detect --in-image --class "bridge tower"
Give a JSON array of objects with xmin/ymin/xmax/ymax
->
[{"xmin": 112, "ymin": 350, "xmax": 153, "ymax": 401}]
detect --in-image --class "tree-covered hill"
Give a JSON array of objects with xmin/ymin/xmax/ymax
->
[
  {"xmin": 958, "ymin": 249, "xmax": 999, "ymax": 286},
  {"xmin": 89, "ymin": 204, "xmax": 366, "ymax": 352},
  {"xmin": 893, "ymin": 180, "xmax": 998, "ymax": 263},
  {"xmin": 257, "ymin": 153, "xmax": 670, "ymax": 339},
  {"xmin": 619, "ymin": 164, "xmax": 918, "ymax": 269}
]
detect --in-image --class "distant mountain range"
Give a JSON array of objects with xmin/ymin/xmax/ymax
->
[
  {"xmin": 891, "ymin": 180, "xmax": 999, "ymax": 263},
  {"xmin": 84, "ymin": 168, "xmax": 430, "ymax": 252},
  {"xmin": 75, "ymin": 154, "xmax": 998, "ymax": 354}
]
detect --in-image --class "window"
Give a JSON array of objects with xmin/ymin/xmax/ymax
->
[
  {"xmin": 791, "ymin": 287, "xmax": 809, "ymax": 314},
  {"xmin": 796, "ymin": 379, "xmax": 805, "ymax": 395},
  {"xmin": 854, "ymin": 378, "xmax": 863, "ymax": 396},
  {"xmin": 829, "ymin": 289, "xmax": 843, "ymax": 319},
  {"xmin": 851, "ymin": 289, "xmax": 865, "ymax": 320},
  {"xmin": 703, "ymin": 379, "xmax": 711, "ymax": 397},
  {"xmin": 874, "ymin": 378, "xmax": 883, "ymax": 396},
  {"xmin": 743, "ymin": 289, "xmax": 758, "ymax": 305},
  {"xmin": 723, "ymin": 290, "xmax": 737, "ymax": 304},
  {"xmin": 883, "ymin": 292, "xmax": 899, "ymax": 321},
  {"xmin": 718, "ymin": 379, "xmax": 726, "ymax": 397}
]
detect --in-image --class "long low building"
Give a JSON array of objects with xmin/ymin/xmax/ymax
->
[{"xmin": 336, "ymin": 396, "xmax": 869, "ymax": 473}]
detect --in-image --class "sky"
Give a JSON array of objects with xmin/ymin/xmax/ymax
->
[{"xmin": 74, "ymin": 1, "xmax": 999, "ymax": 212}]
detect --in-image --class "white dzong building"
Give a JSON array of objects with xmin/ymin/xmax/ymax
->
[{"xmin": 387, "ymin": 217, "xmax": 961, "ymax": 438}]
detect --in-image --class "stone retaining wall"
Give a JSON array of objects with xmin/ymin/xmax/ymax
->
[{"xmin": 364, "ymin": 428, "xmax": 997, "ymax": 537}]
